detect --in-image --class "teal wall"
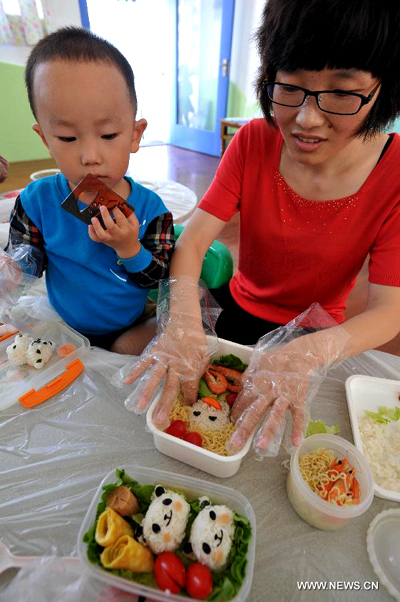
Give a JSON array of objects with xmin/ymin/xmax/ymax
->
[{"xmin": 0, "ymin": 61, "xmax": 49, "ymax": 162}]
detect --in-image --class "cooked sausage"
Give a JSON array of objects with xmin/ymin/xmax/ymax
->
[{"xmin": 106, "ymin": 485, "xmax": 139, "ymax": 516}]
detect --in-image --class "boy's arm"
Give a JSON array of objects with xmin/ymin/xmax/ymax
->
[
  {"xmin": 122, "ymin": 211, "xmax": 175, "ymax": 288},
  {"xmin": 5, "ymin": 196, "xmax": 47, "ymax": 278}
]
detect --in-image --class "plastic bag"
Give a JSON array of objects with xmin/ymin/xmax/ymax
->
[
  {"xmin": 227, "ymin": 303, "xmax": 351, "ymax": 457},
  {"xmin": 111, "ymin": 276, "xmax": 221, "ymax": 428},
  {"xmin": 0, "ymin": 244, "xmax": 41, "ymax": 319},
  {"xmin": 0, "ymin": 557, "xmax": 144, "ymax": 602}
]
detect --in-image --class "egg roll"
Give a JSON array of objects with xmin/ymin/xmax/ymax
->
[
  {"xmin": 95, "ymin": 507, "xmax": 133, "ymax": 547},
  {"xmin": 101, "ymin": 535, "xmax": 154, "ymax": 573}
]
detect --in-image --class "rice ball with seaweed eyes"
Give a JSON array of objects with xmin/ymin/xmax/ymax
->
[
  {"xmin": 25, "ymin": 338, "xmax": 54, "ymax": 369},
  {"xmin": 6, "ymin": 334, "xmax": 32, "ymax": 366},
  {"xmin": 139, "ymin": 485, "xmax": 190, "ymax": 554},
  {"xmin": 190, "ymin": 399, "xmax": 231, "ymax": 431},
  {"xmin": 189, "ymin": 502, "xmax": 234, "ymax": 571}
]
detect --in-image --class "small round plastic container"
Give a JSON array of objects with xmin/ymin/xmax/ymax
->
[
  {"xmin": 146, "ymin": 338, "xmax": 254, "ymax": 478},
  {"xmin": 77, "ymin": 464, "xmax": 256, "ymax": 602},
  {"xmin": 367, "ymin": 509, "xmax": 400, "ymax": 601},
  {"xmin": 286, "ymin": 434, "xmax": 374, "ymax": 530}
]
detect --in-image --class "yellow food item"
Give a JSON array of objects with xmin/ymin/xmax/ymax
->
[
  {"xmin": 101, "ymin": 535, "xmax": 154, "ymax": 573},
  {"xmin": 95, "ymin": 507, "xmax": 133, "ymax": 547}
]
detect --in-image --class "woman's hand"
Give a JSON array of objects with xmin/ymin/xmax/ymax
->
[
  {"xmin": 227, "ymin": 325, "xmax": 350, "ymax": 456},
  {"xmin": 120, "ymin": 276, "xmax": 220, "ymax": 429},
  {"xmin": 123, "ymin": 315, "xmax": 212, "ymax": 428},
  {"xmin": 89, "ymin": 205, "xmax": 141, "ymax": 258}
]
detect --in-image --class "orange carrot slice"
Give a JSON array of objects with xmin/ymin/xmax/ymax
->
[
  {"xmin": 57, "ymin": 344, "xmax": 76, "ymax": 357},
  {"xmin": 202, "ymin": 397, "xmax": 222, "ymax": 410}
]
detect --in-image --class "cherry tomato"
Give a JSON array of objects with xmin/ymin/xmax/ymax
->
[
  {"xmin": 183, "ymin": 431, "xmax": 203, "ymax": 447},
  {"xmin": 154, "ymin": 552, "xmax": 186, "ymax": 594},
  {"xmin": 226, "ymin": 392, "xmax": 237, "ymax": 407},
  {"xmin": 186, "ymin": 563, "xmax": 213, "ymax": 599},
  {"xmin": 164, "ymin": 419, "xmax": 187, "ymax": 438}
]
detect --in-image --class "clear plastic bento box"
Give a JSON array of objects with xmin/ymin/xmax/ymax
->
[
  {"xmin": 146, "ymin": 338, "xmax": 254, "ymax": 478},
  {"xmin": 77, "ymin": 465, "xmax": 256, "ymax": 602},
  {"xmin": 0, "ymin": 320, "xmax": 89, "ymax": 411}
]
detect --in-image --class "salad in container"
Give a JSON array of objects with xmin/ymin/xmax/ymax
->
[{"xmin": 78, "ymin": 465, "xmax": 256, "ymax": 601}]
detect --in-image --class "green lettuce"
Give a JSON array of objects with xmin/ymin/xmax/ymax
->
[
  {"xmin": 212, "ymin": 354, "xmax": 248, "ymax": 372},
  {"xmin": 306, "ymin": 420, "xmax": 340, "ymax": 437},
  {"xmin": 364, "ymin": 406, "xmax": 400, "ymax": 423}
]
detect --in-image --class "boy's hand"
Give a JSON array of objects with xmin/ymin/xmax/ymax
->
[{"xmin": 88, "ymin": 205, "xmax": 141, "ymax": 258}]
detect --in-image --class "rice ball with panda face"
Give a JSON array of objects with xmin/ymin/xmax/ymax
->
[
  {"xmin": 190, "ymin": 399, "xmax": 231, "ymax": 431},
  {"xmin": 25, "ymin": 338, "xmax": 54, "ymax": 369},
  {"xmin": 6, "ymin": 334, "xmax": 32, "ymax": 366},
  {"xmin": 188, "ymin": 498, "xmax": 235, "ymax": 571},
  {"xmin": 139, "ymin": 485, "xmax": 190, "ymax": 554}
]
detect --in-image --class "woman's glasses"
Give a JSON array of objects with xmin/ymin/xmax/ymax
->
[{"xmin": 263, "ymin": 81, "xmax": 380, "ymax": 115}]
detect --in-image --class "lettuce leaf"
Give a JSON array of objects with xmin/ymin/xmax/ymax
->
[
  {"xmin": 212, "ymin": 354, "xmax": 248, "ymax": 372},
  {"xmin": 364, "ymin": 406, "xmax": 400, "ymax": 424},
  {"xmin": 306, "ymin": 420, "xmax": 340, "ymax": 437}
]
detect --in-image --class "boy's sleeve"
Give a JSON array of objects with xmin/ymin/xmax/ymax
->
[
  {"xmin": 118, "ymin": 211, "xmax": 175, "ymax": 288},
  {"xmin": 5, "ymin": 196, "xmax": 47, "ymax": 278}
]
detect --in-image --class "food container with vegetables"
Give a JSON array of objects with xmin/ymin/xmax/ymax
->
[
  {"xmin": 346, "ymin": 374, "xmax": 400, "ymax": 503},
  {"xmin": 78, "ymin": 465, "xmax": 256, "ymax": 601},
  {"xmin": 286, "ymin": 434, "xmax": 374, "ymax": 530},
  {"xmin": 146, "ymin": 338, "xmax": 253, "ymax": 478},
  {"xmin": 0, "ymin": 320, "xmax": 89, "ymax": 411}
]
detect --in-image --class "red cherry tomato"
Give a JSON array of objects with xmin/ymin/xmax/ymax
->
[
  {"xmin": 164, "ymin": 419, "xmax": 187, "ymax": 438},
  {"xmin": 226, "ymin": 392, "xmax": 237, "ymax": 407},
  {"xmin": 183, "ymin": 431, "xmax": 203, "ymax": 447},
  {"xmin": 154, "ymin": 552, "xmax": 186, "ymax": 594},
  {"xmin": 186, "ymin": 563, "xmax": 213, "ymax": 599}
]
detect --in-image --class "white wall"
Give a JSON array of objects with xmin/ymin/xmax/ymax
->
[{"xmin": 0, "ymin": 0, "xmax": 82, "ymax": 66}]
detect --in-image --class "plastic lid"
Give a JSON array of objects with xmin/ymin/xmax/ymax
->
[{"xmin": 367, "ymin": 509, "xmax": 400, "ymax": 601}]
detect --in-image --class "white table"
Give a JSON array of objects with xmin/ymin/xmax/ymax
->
[{"xmin": 0, "ymin": 343, "xmax": 399, "ymax": 601}]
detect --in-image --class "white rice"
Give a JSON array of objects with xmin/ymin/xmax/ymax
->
[{"xmin": 359, "ymin": 417, "xmax": 400, "ymax": 493}]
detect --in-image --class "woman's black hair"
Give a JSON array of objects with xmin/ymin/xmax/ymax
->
[
  {"xmin": 25, "ymin": 26, "xmax": 137, "ymax": 118},
  {"xmin": 255, "ymin": 0, "xmax": 400, "ymax": 137}
]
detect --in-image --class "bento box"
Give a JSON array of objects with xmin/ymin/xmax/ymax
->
[
  {"xmin": 345, "ymin": 375, "xmax": 400, "ymax": 503},
  {"xmin": 77, "ymin": 465, "xmax": 256, "ymax": 601},
  {"xmin": 0, "ymin": 320, "xmax": 89, "ymax": 411},
  {"xmin": 146, "ymin": 338, "xmax": 253, "ymax": 478}
]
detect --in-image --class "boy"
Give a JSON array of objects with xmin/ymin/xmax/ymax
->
[{"xmin": 5, "ymin": 27, "xmax": 175, "ymax": 355}]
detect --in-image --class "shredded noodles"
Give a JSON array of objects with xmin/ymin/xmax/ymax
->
[
  {"xmin": 299, "ymin": 448, "xmax": 359, "ymax": 506},
  {"xmin": 169, "ymin": 394, "xmax": 235, "ymax": 456}
]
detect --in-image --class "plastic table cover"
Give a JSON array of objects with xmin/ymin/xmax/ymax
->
[{"xmin": 0, "ymin": 345, "xmax": 399, "ymax": 602}]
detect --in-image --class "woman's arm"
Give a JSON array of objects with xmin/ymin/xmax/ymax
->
[
  {"xmin": 169, "ymin": 208, "xmax": 228, "ymax": 319},
  {"xmin": 340, "ymin": 282, "xmax": 400, "ymax": 355}
]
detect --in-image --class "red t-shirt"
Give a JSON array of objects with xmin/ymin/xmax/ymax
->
[{"xmin": 199, "ymin": 119, "xmax": 400, "ymax": 324}]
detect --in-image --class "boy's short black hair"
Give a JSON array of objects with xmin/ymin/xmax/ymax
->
[
  {"xmin": 255, "ymin": 0, "xmax": 400, "ymax": 137},
  {"xmin": 25, "ymin": 26, "xmax": 137, "ymax": 118}
]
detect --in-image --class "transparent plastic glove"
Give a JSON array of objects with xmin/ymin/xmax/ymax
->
[
  {"xmin": 227, "ymin": 303, "xmax": 351, "ymax": 457},
  {"xmin": 0, "ymin": 245, "xmax": 40, "ymax": 317},
  {"xmin": 114, "ymin": 277, "xmax": 221, "ymax": 428}
]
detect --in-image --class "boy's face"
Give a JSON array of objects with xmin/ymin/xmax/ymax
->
[{"xmin": 32, "ymin": 60, "xmax": 146, "ymax": 199}]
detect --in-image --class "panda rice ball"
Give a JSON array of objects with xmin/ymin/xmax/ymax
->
[
  {"xmin": 6, "ymin": 334, "xmax": 32, "ymax": 366},
  {"xmin": 25, "ymin": 338, "xmax": 54, "ymax": 369},
  {"xmin": 189, "ymin": 500, "xmax": 235, "ymax": 571},
  {"xmin": 140, "ymin": 485, "xmax": 190, "ymax": 554}
]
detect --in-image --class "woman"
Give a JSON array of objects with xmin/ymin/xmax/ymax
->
[{"xmin": 126, "ymin": 0, "xmax": 400, "ymax": 455}]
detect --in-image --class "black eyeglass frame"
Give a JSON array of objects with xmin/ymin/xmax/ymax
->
[{"xmin": 263, "ymin": 81, "xmax": 381, "ymax": 115}]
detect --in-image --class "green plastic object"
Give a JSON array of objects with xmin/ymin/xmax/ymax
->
[{"xmin": 148, "ymin": 224, "xmax": 233, "ymax": 302}]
